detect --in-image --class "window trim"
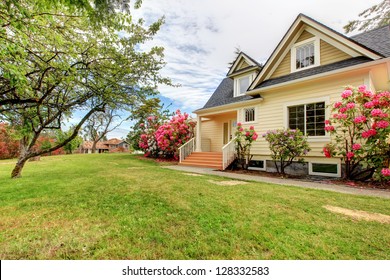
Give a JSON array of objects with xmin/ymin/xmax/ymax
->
[
  {"xmin": 248, "ymin": 160, "xmax": 267, "ymax": 171},
  {"xmin": 284, "ymin": 97, "xmax": 330, "ymax": 141},
  {"xmin": 309, "ymin": 161, "xmax": 341, "ymax": 178},
  {"xmin": 291, "ymin": 37, "xmax": 320, "ymax": 73},
  {"xmin": 234, "ymin": 73, "xmax": 256, "ymax": 97},
  {"xmin": 242, "ymin": 106, "xmax": 257, "ymax": 124}
]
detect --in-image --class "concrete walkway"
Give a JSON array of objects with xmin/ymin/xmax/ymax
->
[{"xmin": 163, "ymin": 165, "xmax": 390, "ymax": 199}]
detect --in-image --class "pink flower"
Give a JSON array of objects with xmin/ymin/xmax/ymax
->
[
  {"xmin": 377, "ymin": 120, "xmax": 389, "ymax": 129},
  {"xmin": 354, "ymin": 116, "xmax": 367, "ymax": 124},
  {"xmin": 252, "ymin": 133, "xmax": 258, "ymax": 140},
  {"xmin": 339, "ymin": 107, "xmax": 347, "ymax": 113},
  {"xmin": 346, "ymin": 102, "xmax": 356, "ymax": 109},
  {"xmin": 381, "ymin": 168, "xmax": 390, "ymax": 177},
  {"xmin": 245, "ymin": 131, "xmax": 250, "ymax": 136},
  {"xmin": 371, "ymin": 109, "xmax": 383, "ymax": 117},
  {"xmin": 323, "ymin": 147, "xmax": 332, "ymax": 158},
  {"xmin": 249, "ymin": 126, "xmax": 254, "ymax": 130},
  {"xmin": 352, "ymin": 143, "xmax": 361, "ymax": 150},
  {"xmin": 341, "ymin": 89, "xmax": 352, "ymax": 99},
  {"xmin": 362, "ymin": 129, "xmax": 377, "ymax": 138},
  {"xmin": 364, "ymin": 101, "xmax": 374, "ymax": 109},
  {"xmin": 337, "ymin": 114, "xmax": 348, "ymax": 119},
  {"xmin": 324, "ymin": 120, "xmax": 330, "ymax": 125},
  {"xmin": 334, "ymin": 102, "xmax": 342, "ymax": 108},
  {"xmin": 325, "ymin": 125, "xmax": 335, "ymax": 132},
  {"xmin": 237, "ymin": 122, "xmax": 242, "ymax": 127},
  {"xmin": 346, "ymin": 152, "xmax": 354, "ymax": 160},
  {"xmin": 239, "ymin": 127, "xmax": 243, "ymax": 132},
  {"xmin": 358, "ymin": 85, "xmax": 367, "ymax": 92}
]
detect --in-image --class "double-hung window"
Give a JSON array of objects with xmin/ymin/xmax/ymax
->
[{"xmin": 288, "ymin": 102, "xmax": 325, "ymax": 136}]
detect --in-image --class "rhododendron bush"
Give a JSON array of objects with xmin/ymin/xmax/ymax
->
[
  {"xmin": 139, "ymin": 110, "xmax": 196, "ymax": 159},
  {"xmin": 235, "ymin": 123, "xmax": 258, "ymax": 170},
  {"xmin": 323, "ymin": 85, "xmax": 390, "ymax": 181},
  {"xmin": 263, "ymin": 128, "xmax": 310, "ymax": 176}
]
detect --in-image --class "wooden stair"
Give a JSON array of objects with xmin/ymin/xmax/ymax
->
[{"xmin": 179, "ymin": 152, "xmax": 223, "ymax": 169}]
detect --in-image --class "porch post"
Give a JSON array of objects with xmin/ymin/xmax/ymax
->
[{"xmin": 195, "ymin": 115, "xmax": 202, "ymax": 152}]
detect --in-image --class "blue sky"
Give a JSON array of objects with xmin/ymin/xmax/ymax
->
[{"xmin": 105, "ymin": 0, "xmax": 380, "ymax": 139}]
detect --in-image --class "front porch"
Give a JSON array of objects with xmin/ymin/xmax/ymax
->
[{"xmin": 179, "ymin": 110, "xmax": 238, "ymax": 170}]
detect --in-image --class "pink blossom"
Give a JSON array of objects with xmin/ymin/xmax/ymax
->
[
  {"xmin": 323, "ymin": 147, "xmax": 332, "ymax": 158},
  {"xmin": 358, "ymin": 85, "xmax": 367, "ymax": 92},
  {"xmin": 371, "ymin": 109, "xmax": 383, "ymax": 117},
  {"xmin": 336, "ymin": 114, "xmax": 348, "ymax": 119},
  {"xmin": 245, "ymin": 131, "xmax": 250, "ymax": 136},
  {"xmin": 325, "ymin": 125, "xmax": 335, "ymax": 132},
  {"xmin": 237, "ymin": 122, "xmax": 242, "ymax": 127},
  {"xmin": 352, "ymin": 143, "xmax": 361, "ymax": 150},
  {"xmin": 239, "ymin": 127, "xmax": 244, "ymax": 132},
  {"xmin": 252, "ymin": 133, "xmax": 258, "ymax": 141},
  {"xmin": 364, "ymin": 101, "xmax": 374, "ymax": 109},
  {"xmin": 249, "ymin": 126, "xmax": 254, "ymax": 130},
  {"xmin": 324, "ymin": 120, "xmax": 330, "ymax": 125},
  {"xmin": 381, "ymin": 168, "xmax": 390, "ymax": 177},
  {"xmin": 334, "ymin": 102, "xmax": 342, "ymax": 108},
  {"xmin": 341, "ymin": 89, "xmax": 352, "ymax": 99},
  {"xmin": 377, "ymin": 120, "xmax": 389, "ymax": 129},
  {"xmin": 346, "ymin": 102, "xmax": 356, "ymax": 109},
  {"xmin": 362, "ymin": 129, "xmax": 377, "ymax": 138},
  {"xmin": 353, "ymin": 116, "xmax": 367, "ymax": 124},
  {"xmin": 346, "ymin": 152, "xmax": 354, "ymax": 160},
  {"xmin": 339, "ymin": 107, "xmax": 347, "ymax": 113}
]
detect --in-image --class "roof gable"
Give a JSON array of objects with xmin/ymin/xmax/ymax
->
[
  {"xmin": 227, "ymin": 52, "xmax": 261, "ymax": 77},
  {"xmin": 249, "ymin": 14, "xmax": 384, "ymax": 91}
]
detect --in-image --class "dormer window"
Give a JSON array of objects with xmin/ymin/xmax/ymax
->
[
  {"xmin": 291, "ymin": 38, "xmax": 320, "ymax": 72},
  {"xmin": 234, "ymin": 73, "xmax": 256, "ymax": 97}
]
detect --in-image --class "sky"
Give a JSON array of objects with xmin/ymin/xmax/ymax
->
[{"xmin": 106, "ymin": 0, "xmax": 380, "ymax": 139}]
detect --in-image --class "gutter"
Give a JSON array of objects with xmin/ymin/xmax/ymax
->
[{"xmin": 194, "ymin": 97, "xmax": 263, "ymax": 116}]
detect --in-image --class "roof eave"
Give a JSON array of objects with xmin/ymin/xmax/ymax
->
[
  {"xmin": 247, "ymin": 57, "xmax": 390, "ymax": 95},
  {"xmin": 194, "ymin": 97, "xmax": 264, "ymax": 115}
]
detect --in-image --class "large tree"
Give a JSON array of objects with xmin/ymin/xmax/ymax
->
[
  {"xmin": 0, "ymin": 0, "xmax": 170, "ymax": 178},
  {"xmin": 343, "ymin": 0, "xmax": 390, "ymax": 33}
]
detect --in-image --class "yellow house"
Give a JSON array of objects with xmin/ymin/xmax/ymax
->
[{"xmin": 180, "ymin": 14, "xmax": 390, "ymax": 177}]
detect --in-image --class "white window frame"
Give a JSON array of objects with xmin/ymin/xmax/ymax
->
[
  {"xmin": 234, "ymin": 73, "xmax": 256, "ymax": 97},
  {"xmin": 248, "ymin": 160, "xmax": 266, "ymax": 171},
  {"xmin": 291, "ymin": 37, "xmax": 320, "ymax": 73},
  {"xmin": 284, "ymin": 97, "xmax": 330, "ymax": 142},
  {"xmin": 309, "ymin": 162, "xmax": 341, "ymax": 178},
  {"xmin": 242, "ymin": 106, "xmax": 257, "ymax": 124}
]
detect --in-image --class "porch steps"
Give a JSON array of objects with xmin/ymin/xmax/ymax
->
[{"xmin": 179, "ymin": 152, "xmax": 223, "ymax": 169}]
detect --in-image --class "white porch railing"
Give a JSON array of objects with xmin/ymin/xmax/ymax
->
[
  {"xmin": 222, "ymin": 137, "xmax": 236, "ymax": 170},
  {"xmin": 179, "ymin": 137, "xmax": 195, "ymax": 163}
]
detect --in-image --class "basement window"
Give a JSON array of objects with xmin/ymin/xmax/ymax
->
[
  {"xmin": 248, "ymin": 160, "xmax": 266, "ymax": 171},
  {"xmin": 309, "ymin": 162, "xmax": 341, "ymax": 177}
]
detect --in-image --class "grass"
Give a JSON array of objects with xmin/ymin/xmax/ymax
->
[{"xmin": 0, "ymin": 153, "xmax": 389, "ymax": 260}]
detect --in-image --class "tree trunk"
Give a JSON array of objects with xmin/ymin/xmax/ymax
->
[
  {"xmin": 11, "ymin": 155, "xmax": 29, "ymax": 178},
  {"xmin": 92, "ymin": 141, "xmax": 98, "ymax": 153}
]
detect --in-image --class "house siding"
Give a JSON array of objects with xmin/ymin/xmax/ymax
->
[
  {"xmin": 270, "ymin": 51, "xmax": 291, "ymax": 78},
  {"xmin": 247, "ymin": 75, "xmax": 365, "ymax": 158},
  {"xmin": 296, "ymin": 30, "xmax": 315, "ymax": 43},
  {"xmin": 320, "ymin": 40, "xmax": 352, "ymax": 65}
]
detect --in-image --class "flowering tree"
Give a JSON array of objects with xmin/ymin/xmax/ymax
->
[
  {"xmin": 235, "ymin": 123, "xmax": 258, "ymax": 169},
  {"xmin": 155, "ymin": 110, "xmax": 196, "ymax": 159},
  {"xmin": 263, "ymin": 129, "xmax": 310, "ymax": 176},
  {"xmin": 138, "ymin": 115, "xmax": 163, "ymax": 158},
  {"xmin": 323, "ymin": 85, "xmax": 390, "ymax": 181},
  {"xmin": 0, "ymin": 123, "xmax": 19, "ymax": 159}
]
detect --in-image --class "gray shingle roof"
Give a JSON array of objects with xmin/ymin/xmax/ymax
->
[
  {"xmin": 350, "ymin": 25, "xmax": 390, "ymax": 57},
  {"xmin": 200, "ymin": 78, "xmax": 260, "ymax": 110},
  {"xmin": 255, "ymin": 56, "xmax": 373, "ymax": 89}
]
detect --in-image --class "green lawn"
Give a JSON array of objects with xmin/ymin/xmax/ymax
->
[{"xmin": 0, "ymin": 153, "xmax": 389, "ymax": 259}]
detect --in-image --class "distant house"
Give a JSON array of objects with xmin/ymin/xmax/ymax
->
[
  {"xmin": 79, "ymin": 138, "xmax": 129, "ymax": 154},
  {"xmin": 179, "ymin": 14, "xmax": 390, "ymax": 177}
]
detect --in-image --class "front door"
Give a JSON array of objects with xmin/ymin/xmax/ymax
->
[{"xmin": 223, "ymin": 120, "xmax": 237, "ymax": 145}]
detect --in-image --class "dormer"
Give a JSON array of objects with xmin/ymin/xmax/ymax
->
[
  {"xmin": 227, "ymin": 52, "xmax": 262, "ymax": 97},
  {"xmin": 248, "ymin": 14, "xmax": 383, "ymax": 92}
]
